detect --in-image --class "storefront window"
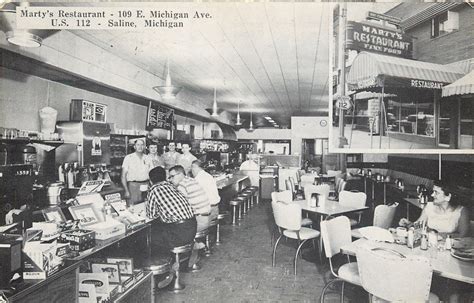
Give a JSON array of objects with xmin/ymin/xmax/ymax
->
[
  {"xmin": 385, "ymin": 91, "xmax": 434, "ymax": 137},
  {"xmin": 439, "ymin": 100, "xmax": 452, "ymax": 145},
  {"xmin": 460, "ymin": 99, "xmax": 473, "ymax": 136}
]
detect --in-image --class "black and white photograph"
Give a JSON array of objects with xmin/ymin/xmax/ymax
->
[
  {"xmin": 0, "ymin": 1, "xmax": 472, "ymax": 303},
  {"xmin": 331, "ymin": 2, "xmax": 474, "ymax": 152}
]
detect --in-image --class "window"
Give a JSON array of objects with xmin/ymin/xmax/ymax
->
[
  {"xmin": 460, "ymin": 99, "xmax": 474, "ymax": 136},
  {"xmin": 431, "ymin": 12, "xmax": 448, "ymax": 38}
]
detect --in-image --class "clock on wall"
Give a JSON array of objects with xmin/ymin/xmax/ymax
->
[{"xmin": 320, "ymin": 119, "xmax": 328, "ymax": 127}]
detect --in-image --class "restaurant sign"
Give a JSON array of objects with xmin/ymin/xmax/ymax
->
[
  {"xmin": 346, "ymin": 21, "xmax": 413, "ymax": 59},
  {"xmin": 410, "ymin": 79, "xmax": 444, "ymax": 89},
  {"xmin": 146, "ymin": 101, "xmax": 174, "ymax": 131},
  {"xmin": 348, "ymin": 75, "xmax": 383, "ymax": 91}
]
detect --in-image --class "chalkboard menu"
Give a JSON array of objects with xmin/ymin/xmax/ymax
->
[{"xmin": 146, "ymin": 101, "xmax": 174, "ymax": 131}]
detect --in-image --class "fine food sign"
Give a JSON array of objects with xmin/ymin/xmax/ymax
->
[
  {"xmin": 346, "ymin": 21, "xmax": 413, "ymax": 58},
  {"xmin": 146, "ymin": 101, "xmax": 174, "ymax": 131}
]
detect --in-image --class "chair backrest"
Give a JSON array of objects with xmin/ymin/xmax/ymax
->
[
  {"xmin": 339, "ymin": 191, "xmax": 366, "ymax": 208},
  {"xmin": 338, "ymin": 180, "xmax": 347, "ymax": 193},
  {"xmin": 304, "ymin": 184, "xmax": 330, "ymax": 203},
  {"xmin": 320, "ymin": 216, "xmax": 352, "ymax": 258},
  {"xmin": 271, "ymin": 200, "xmax": 302, "ymax": 231},
  {"xmin": 289, "ymin": 177, "xmax": 297, "ymax": 190},
  {"xmin": 300, "ymin": 174, "xmax": 315, "ymax": 188},
  {"xmin": 373, "ymin": 203, "xmax": 398, "ymax": 229},
  {"xmin": 357, "ymin": 247, "xmax": 433, "ymax": 302},
  {"xmin": 285, "ymin": 179, "xmax": 294, "ymax": 193},
  {"xmin": 271, "ymin": 190, "xmax": 292, "ymax": 204}
]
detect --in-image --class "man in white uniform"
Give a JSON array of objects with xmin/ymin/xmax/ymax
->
[
  {"xmin": 121, "ymin": 139, "xmax": 149, "ymax": 206},
  {"xmin": 191, "ymin": 160, "xmax": 221, "ymax": 222}
]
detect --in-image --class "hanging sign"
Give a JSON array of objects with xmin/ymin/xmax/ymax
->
[
  {"xmin": 146, "ymin": 101, "xmax": 174, "ymax": 131},
  {"xmin": 366, "ymin": 11, "xmax": 401, "ymax": 26},
  {"xmin": 346, "ymin": 21, "xmax": 413, "ymax": 58},
  {"xmin": 71, "ymin": 99, "xmax": 107, "ymax": 123}
]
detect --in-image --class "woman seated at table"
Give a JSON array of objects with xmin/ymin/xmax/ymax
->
[
  {"xmin": 400, "ymin": 181, "xmax": 471, "ymax": 303},
  {"xmin": 400, "ymin": 181, "xmax": 470, "ymax": 237}
]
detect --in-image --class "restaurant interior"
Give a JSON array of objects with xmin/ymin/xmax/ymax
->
[{"xmin": 0, "ymin": 2, "xmax": 473, "ymax": 303}]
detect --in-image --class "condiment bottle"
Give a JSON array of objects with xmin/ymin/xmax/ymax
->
[
  {"xmin": 445, "ymin": 235, "xmax": 452, "ymax": 250},
  {"xmin": 420, "ymin": 231, "xmax": 428, "ymax": 250},
  {"xmin": 407, "ymin": 227, "xmax": 415, "ymax": 248}
]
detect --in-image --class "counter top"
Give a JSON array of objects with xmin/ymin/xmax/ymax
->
[{"xmin": 216, "ymin": 174, "xmax": 249, "ymax": 189}]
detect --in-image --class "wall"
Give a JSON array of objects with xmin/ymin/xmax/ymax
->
[
  {"xmin": 0, "ymin": 67, "xmax": 147, "ymax": 131},
  {"xmin": 236, "ymin": 128, "xmax": 291, "ymax": 140},
  {"xmin": 290, "ymin": 116, "xmax": 329, "ymax": 155},
  {"xmin": 407, "ymin": 6, "xmax": 474, "ymax": 64}
]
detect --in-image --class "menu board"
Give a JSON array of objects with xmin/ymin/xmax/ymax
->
[{"xmin": 146, "ymin": 101, "xmax": 174, "ymax": 131}]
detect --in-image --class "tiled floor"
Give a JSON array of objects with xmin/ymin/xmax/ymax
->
[{"xmin": 155, "ymin": 201, "xmax": 366, "ymax": 303}]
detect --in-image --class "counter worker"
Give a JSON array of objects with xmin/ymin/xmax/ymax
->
[
  {"xmin": 177, "ymin": 143, "xmax": 197, "ymax": 176},
  {"xmin": 146, "ymin": 166, "xmax": 197, "ymax": 252},
  {"xmin": 146, "ymin": 142, "xmax": 165, "ymax": 171},
  {"xmin": 169, "ymin": 165, "xmax": 211, "ymax": 234},
  {"xmin": 121, "ymin": 138, "xmax": 149, "ymax": 206},
  {"xmin": 162, "ymin": 142, "xmax": 180, "ymax": 171},
  {"xmin": 191, "ymin": 160, "xmax": 221, "ymax": 223}
]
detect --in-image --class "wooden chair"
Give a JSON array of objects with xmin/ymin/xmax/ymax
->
[
  {"xmin": 271, "ymin": 200, "xmax": 320, "ymax": 275},
  {"xmin": 320, "ymin": 216, "xmax": 361, "ymax": 303},
  {"xmin": 356, "ymin": 247, "xmax": 439, "ymax": 302}
]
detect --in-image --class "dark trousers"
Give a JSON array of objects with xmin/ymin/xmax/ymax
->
[{"xmin": 151, "ymin": 217, "xmax": 197, "ymax": 254}]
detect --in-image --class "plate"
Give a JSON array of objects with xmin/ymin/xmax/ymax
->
[{"xmin": 450, "ymin": 248, "xmax": 474, "ymax": 262}]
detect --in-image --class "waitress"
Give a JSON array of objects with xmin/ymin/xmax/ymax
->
[{"xmin": 121, "ymin": 139, "xmax": 149, "ymax": 206}]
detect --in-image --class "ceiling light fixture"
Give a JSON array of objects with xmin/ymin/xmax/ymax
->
[
  {"xmin": 247, "ymin": 111, "xmax": 255, "ymax": 132},
  {"xmin": 0, "ymin": 3, "xmax": 45, "ymax": 47},
  {"xmin": 235, "ymin": 100, "xmax": 242, "ymax": 126},
  {"xmin": 211, "ymin": 86, "xmax": 219, "ymax": 117},
  {"xmin": 153, "ymin": 59, "xmax": 182, "ymax": 100}
]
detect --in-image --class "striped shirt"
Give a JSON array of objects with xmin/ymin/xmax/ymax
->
[
  {"xmin": 177, "ymin": 176, "xmax": 211, "ymax": 215},
  {"xmin": 146, "ymin": 181, "xmax": 194, "ymax": 223}
]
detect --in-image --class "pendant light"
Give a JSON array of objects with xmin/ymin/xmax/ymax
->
[
  {"xmin": 153, "ymin": 59, "xmax": 182, "ymax": 100},
  {"xmin": 247, "ymin": 111, "xmax": 255, "ymax": 132},
  {"xmin": 211, "ymin": 86, "xmax": 219, "ymax": 117},
  {"xmin": 235, "ymin": 100, "xmax": 242, "ymax": 126}
]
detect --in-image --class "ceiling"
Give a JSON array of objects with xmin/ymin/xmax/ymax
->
[{"xmin": 70, "ymin": 2, "xmax": 331, "ymax": 128}]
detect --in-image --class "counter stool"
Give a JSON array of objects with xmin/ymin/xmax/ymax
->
[
  {"xmin": 238, "ymin": 192, "xmax": 252, "ymax": 214},
  {"xmin": 216, "ymin": 212, "xmax": 229, "ymax": 245},
  {"xmin": 169, "ymin": 243, "xmax": 193, "ymax": 292},
  {"xmin": 244, "ymin": 186, "xmax": 259, "ymax": 207},
  {"xmin": 144, "ymin": 255, "xmax": 173, "ymax": 293},
  {"xmin": 190, "ymin": 228, "xmax": 210, "ymax": 271},
  {"xmin": 229, "ymin": 199, "xmax": 242, "ymax": 225},
  {"xmin": 242, "ymin": 188, "xmax": 255, "ymax": 208}
]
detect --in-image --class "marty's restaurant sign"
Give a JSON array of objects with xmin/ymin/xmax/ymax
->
[{"xmin": 347, "ymin": 21, "xmax": 413, "ymax": 59}]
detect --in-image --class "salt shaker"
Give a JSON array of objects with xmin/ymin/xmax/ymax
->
[
  {"xmin": 407, "ymin": 227, "xmax": 415, "ymax": 248},
  {"xmin": 445, "ymin": 235, "xmax": 452, "ymax": 250}
]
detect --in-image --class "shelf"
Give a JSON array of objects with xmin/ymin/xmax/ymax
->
[{"xmin": 0, "ymin": 138, "xmax": 64, "ymax": 147}]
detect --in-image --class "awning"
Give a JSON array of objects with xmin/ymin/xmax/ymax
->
[
  {"xmin": 442, "ymin": 70, "xmax": 474, "ymax": 97},
  {"xmin": 347, "ymin": 52, "xmax": 464, "ymax": 91}
]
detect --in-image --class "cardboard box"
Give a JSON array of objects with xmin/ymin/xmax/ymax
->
[
  {"xmin": 86, "ymin": 219, "xmax": 125, "ymax": 240},
  {"xmin": 23, "ymin": 242, "xmax": 62, "ymax": 280},
  {"xmin": 58, "ymin": 229, "xmax": 96, "ymax": 252}
]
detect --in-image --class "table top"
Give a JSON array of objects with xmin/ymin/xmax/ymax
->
[
  {"xmin": 293, "ymin": 199, "xmax": 369, "ymax": 217},
  {"xmin": 341, "ymin": 238, "xmax": 474, "ymax": 284}
]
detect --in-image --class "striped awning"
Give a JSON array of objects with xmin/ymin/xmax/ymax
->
[
  {"xmin": 442, "ymin": 70, "xmax": 474, "ymax": 97},
  {"xmin": 347, "ymin": 52, "xmax": 464, "ymax": 91}
]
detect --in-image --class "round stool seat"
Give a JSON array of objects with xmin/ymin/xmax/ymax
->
[
  {"xmin": 239, "ymin": 192, "xmax": 252, "ymax": 196},
  {"xmin": 144, "ymin": 256, "xmax": 172, "ymax": 275},
  {"xmin": 195, "ymin": 229, "xmax": 209, "ymax": 239},
  {"xmin": 171, "ymin": 243, "xmax": 193, "ymax": 254},
  {"xmin": 229, "ymin": 199, "xmax": 242, "ymax": 206},
  {"xmin": 209, "ymin": 219, "xmax": 218, "ymax": 227},
  {"xmin": 301, "ymin": 218, "xmax": 313, "ymax": 227},
  {"xmin": 245, "ymin": 186, "xmax": 259, "ymax": 191},
  {"xmin": 217, "ymin": 212, "xmax": 229, "ymax": 220}
]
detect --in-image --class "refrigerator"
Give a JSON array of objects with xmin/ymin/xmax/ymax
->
[{"xmin": 55, "ymin": 121, "xmax": 111, "ymax": 166}]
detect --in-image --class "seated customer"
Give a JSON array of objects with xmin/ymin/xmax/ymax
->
[
  {"xmin": 191, "ymin": 160, "xmax": 221, "ymax": 223},
  {"xmin": 400, "ymin": 180, "xmax": 470, "ymax": 237},
  {"xmin": 169, "ymin": 165, "xmax": 211, "ymax": 233},
  {"xmin": 146, "ymin": 166, "xmax": 197, "ymax": 252}
]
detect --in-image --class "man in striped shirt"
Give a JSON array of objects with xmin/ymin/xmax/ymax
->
[
  {"xmin": 146, "ymin": 166, "xmax": 197, "ymax": 252},
  {"xmin": 169, "ymin": 165, "xmax": 211, "ymax": 233}
]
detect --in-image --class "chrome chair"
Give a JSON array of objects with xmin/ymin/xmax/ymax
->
[
  {"xmin": 338, "ymin": 190, "xmax": 367, "ymax": 227},
  {"xmin": 356, "ymin": 246, "xmax": 439, "ymax": 302},
  {"xmin": 271, "ymin": 190, "xmax": 312, "ymax": 227},
  {"xmin": 352, "ymin": 203, "xmax": 398, "ymax": 238},
  {"xmin": 271, "ymin": 200, "xmax": 320, "ymax": 275},
  {"xmin": 303, "ymin": 184, "xmax": 330, "ymax": 205},
  {"xmin": 320, "ymin": 216, "xmax": 361, "ymax": 303}
]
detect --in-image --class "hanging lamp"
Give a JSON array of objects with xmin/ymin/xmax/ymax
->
[
  {"xmin": 211, "ymin": 86, "xmax": 219, "ymax": 117},
  {"xmin": 153, "ymin": 59, "xmax": 182, "ymax": 100},
  {"xmin": 235, "ymin": 100, "xmax": 242, "ymax": 126},
  {"xmin": 247, "ymin": 111, "xmax": 255, "ymax": 132}
]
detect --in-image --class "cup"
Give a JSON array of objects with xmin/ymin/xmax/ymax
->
[{"xmin": 396, "ymin": 227, "xmax": 407, "ymax": 238}]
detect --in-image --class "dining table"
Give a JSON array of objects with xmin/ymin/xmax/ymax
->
[
  {"xmin": 340, "ymin": 238, "xmax": 474, "ymax": 284},
  {"xmin": 293, "ymin": 198, "xmax": 369, "ymax": 262}
]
